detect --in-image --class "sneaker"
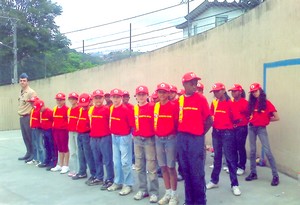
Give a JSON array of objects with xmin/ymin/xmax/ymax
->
[
  {"xmin": 232, "ymin": 186, "xmax": 241, "ymax": 196},
  {"xmin": 271, "ymin": 176, "xmax": 279, "ymax": 186},
  {"xmin": 60, "ymin": 166, "xmax": 70, "ymax": 174},
  {"xmin": 35, "ymin": 162, "xmax": 41, "ymax": 167},
  {"xmin": 149, "ymin": 194, "xmax": 158, "ymax": 203},
  {"xmin": 134, "ymin": 191, "xmax": 149, "ymax": 200},
  {"xmin": 72, "ymin": 173, "xmax": 88, "ymax": 180},
  {"xmin": 107, "ymin": 183, "xmax": 122, "ymax": 191},
  {"xmin": 157, "ymin": 193, "xmax": 171, "ymax": 205},
  {"xmin": 86, "ymin": 178, "xmax": 103, "ymax": 186},
  {"xmin": 119, "ymin": 185, "xmax": 132, "ymax": 196},
  {"xmin": 177, "ymin": 174, "xmax": 183, "ymax": 181},
  {"xmin": 100, "ymin": 180, "xmax": 113, "ymax": 190},
  {"xmin": 85, "ymin": 176, "xmax": 96, "ymax": 185},
  {"xmin": 169, "ymin": 195, "xmax": 179, "ymax": 205},
  {"xmin": 68, "ymin": 171, "xmax": 77, "ymax": 177},
  {"xmin": 26, "ymin": 160, "xmax": 36, "ymax": 165},
  {"xmin": 37, "ymin": 163, "xmax": 47, "ymax": 168},
  {"xmin": 209, "ymin": 164, "xmax": 214, "ymax": 169},
  {"xmin": 223, "ymin": 166, "xmax": 229, "ymax": 172},
  {"xmin": 50, "ymin": 165, "xmax": 62, "ymax": 172},
  {"xmin": 237, "ymin": 168, "xmax": 245, "ymax": 176},
  {"xmin": 206, "ymin": 181, "xmax": 219, "ymax": 189},
  {"xmin": 245, "ymin": 173, "xmax": 258, "ymax": 181}
]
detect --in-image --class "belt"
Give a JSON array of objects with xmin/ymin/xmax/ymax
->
[{"xmin": 20, "ymin": 114, "xmax": 29, "ymax": 117}]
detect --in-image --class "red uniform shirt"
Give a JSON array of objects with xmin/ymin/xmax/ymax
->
[
  {"xmin": 110, "ymin": 104, "xmax": 134, "ymax": 136},
  {"xmin": 90, "ymin": 105, "xmax": 110, "ymax": 137},
  {"xmin": 133, "ymin": 103, "xmax": 155, "ymax": 138},
  {"xmin": 30, "ymin": 108, "xmax": 40, "ymax": 128},
  {"xmin": 178, "ymin": 93, "xmax": 211, "ymax": 135},
  {"xmin": 67, "ymin": 106, "xmax": 80, "ymax": 132},
  {"xmin": 232, "ymin": 98, "xmax": 249, "ymax": 127},
  {"xmin": 124, "ymin": 103, "xmax": 134, "ymax": 112},
  {"xmin": 249, "ymin": 100, "xmax": 276, "ymax": 126},
  {"xmin": 52, "ymin": 105, "xmax": 68, "ymax": 130},
  {"xmin": 211, "ymin": 99, "xmax": 241, "ymax": 130},
  {"xmin": 40, "ymin": 108, "xmax": 53, "ymax": 130},
  {"xmin": 76, "ymin": 108, "xmax": 90, "ymax": 133},
  {"xmin": 155, "ymin": 101, "xmax": 178, "ymax": 137}
]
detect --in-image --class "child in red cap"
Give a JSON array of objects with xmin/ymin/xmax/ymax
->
[
  {"xmin": 132, "ymin": 85, "xmax": 159, "ymax": 203},
  {"xmin": 245, "ymin": 83, "xmax": 280, "ymax": 186},
  {"xmin": 89, "ymin": 89, "xmax": 114, "ymax": 189},
  {"xmin": 154, "ymin": 82, "xmax": 179, "ymax": 205},
  {"xmin": 107, "ymin": 88, "xmax": 134, "ymax": 196},
  {"xmin": 177, "ymin": 72, "xmax": 212, "ymax": 205},
  {"xmin": 67, "ymin": 92, "xmax": 80, "ymax": 177},
  {"xmin": 51, "ymin": 93, "xmax": 70, "ymax": 174}
]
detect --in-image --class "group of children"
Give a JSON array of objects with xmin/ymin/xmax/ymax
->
[{"xmin": 21, "ymin": 71, "xmax": 280, "ymax": 205}]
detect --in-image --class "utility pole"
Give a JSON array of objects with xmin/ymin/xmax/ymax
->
[
  {"xmin": 12, "ymin": 21, "xmax": 18, "ymax": 84},
  {"xmin": 187, "ymin": 0, "xmax": 190, "ymax": 37}
]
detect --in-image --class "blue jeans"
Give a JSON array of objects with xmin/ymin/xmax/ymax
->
[
  {"xmin": 234, "ymin": 125, "xmax": 248, "ymax": 170},
  {"xmin": 248, "ymin": 126, "xmax": 278, "ymax": 177},
  {"xmin": 77, "ymin": 133, "xmax": 96, "ymax": 176},
  {"xmin": 90, "ymin": 136, "xmax": 114, "ymax": 182},
  {"xmin": 42, "ymin": 129, "xmax": 55, "ymax": 166},
  {"xmin": 177, "ymin": 132, "xmax": 206, "ymax": 205},
  {"xmin": 211, "ymin": 128, "xmax": 238, "ymax": 187},
  {"xmin": 112, "ymin": 134, "xmax": 134, "ymax": 186},
  {"xmin": 32, "ymin": 128, "xmax": 45, "ymax": 162}
]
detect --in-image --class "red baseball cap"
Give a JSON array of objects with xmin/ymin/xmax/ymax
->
[
  {"xmin": 55, "ymin": 92, "xmax": 66, "ymax": 100},
  {"xmin": 110, "ymin": 88, "xmax": 123, "ymax": 97},
  {"xmin": 78, "ymin": 93, "xmax": 91, "ymax": 107},
  {"xmin": 228, "ymin": 84, "xmax": 243, "ymax": 91},
  {"xmin": 68, "ymin": 92, "xmax": 79, "ymax": 99},
  {"xmin": 92, "ymin": 89, "xmax": 104, "ymax": 97},
  {"xmin": 156, "ymin": 82, "xmax": 170, "ymax": 92},
  {"xmin": 33, "ymin": 100, "xmax": 44, "ymax": 111},
  {"xmin": 249, "ymin": 83, "xmax": 261, "ymax": 92},
  {"xmin": 182, "ymin": 72, "xmax": 201, "ymax": 83},
  {"xmin": 151, "ymin": 91, "xmax": 158, "ymax": 99},
  {"xmin": 123, "ymin": 90, "xmax": 130, "ymax": 96},
  {"xmin": 170, "ymin": 85, "xmax": 178, "ymax": 93},
  {"xmin": 135, "ymin": 85, "xmax": 149, "ymax": 95},
  {"xmin": 197, "ymin": 82, "xmax": 204, "ymax": 90},
  {"xmin": 210, "ymin": 83, "xmax": 226, "ymax": 93},
  {"xmin": 27, "ymin": 96, "xmax": 39, "ymax": 102}
]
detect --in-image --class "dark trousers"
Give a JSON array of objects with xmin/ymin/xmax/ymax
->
[
  {"xmin": 211, "ymin": 128, "xmax": 238, "ymax": 187},
  {"xmin": 77, "ymin": 133, "xmax": 96, "ymax": 176},
  {"xmin": 177, "ymin": 132, "xmax": 206, "ymax": 205},
  {"xmin": 234, "ymin": 126, "xmax": 248, "ymax": 170},
  {"xmin": 20, "ymin": 115, "xmax": 33, "ymax": 158},
  {"xmin": 43, "ymin": 129, "xmax": 56, "ymax": 166}
]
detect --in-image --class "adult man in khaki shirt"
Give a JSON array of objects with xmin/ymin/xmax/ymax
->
[{"xmin": 18, "ymin": 73, "xmax": 37, "ymax": 161}]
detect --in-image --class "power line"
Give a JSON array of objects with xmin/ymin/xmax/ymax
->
[{"xmin": 63, "ymin": 3, "xmax": 183, "ymax": 35}]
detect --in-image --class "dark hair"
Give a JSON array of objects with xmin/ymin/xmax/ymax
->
[
  {"xmin": 224, "ymin": 91, "xmax": 231, "ymax": 101},
  {"xmin": 248, "ymin": 88, "xmax": 266, "ymax": 114},
  {"xmin": 241, "ymin": 89, "xmax": 246, "ymax": 98}
]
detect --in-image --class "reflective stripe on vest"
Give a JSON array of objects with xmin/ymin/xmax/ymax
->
[
  {"xmin": 134, "ymin": 105, "xmax": 139, "ymax": 131},
  {"xmin": 153, "ymin": 102, "xmax": 160, "ymax": 131},
  {"xmin": 178, "ymin": 95, "xmax": 184, "ymax": 123},
  {"xmin": 109, "ymin": 105, "xmax": 114, "ymax": 129}
]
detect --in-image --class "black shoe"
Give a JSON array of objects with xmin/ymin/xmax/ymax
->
[
  {"xmin": 85, "ymin": 176, "xmax": 96, "ymax": 184},
  {"xmin": 245, "ymin": 173, "xmax": 258, "ymax": 181},
  {"xmin": 72, "ymin": 173, "xmax": 88, "ymax": 180},
  {"xmin": 271, "ymin": 176, "xmax": 279, "ymax": 186},
  {"xmin": 100, "ymin": 180, "xmax": 113, "ymax": 190},
  {"xmin": 25, "ymin": 157, "xmax": 33, "ymax": 163},
  {"xmin": 38, "ymin": 163, "xmax": 47, "ymax": 168},
  {"xmin": 46, "ymin": 166, "xmax": 54, "ymax": 171},
  {"xmin": 18, "ymin": 155, "xmax": 30, "ymax": 160},
  {"xmin": 86, "ymin": 178, "xmax": 103, "ymax": 186}
]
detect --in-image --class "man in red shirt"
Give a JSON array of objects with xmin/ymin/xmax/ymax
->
[
  {"xmin": 107, "ymin": 88, "xmax": 134, "ymax": 196},
  {"xmin": 34, "ymin": 100, "xmax": 55, "ymax": 168},
  {"xmin": 132, "ymin": 86, "xmax": 159, "ymax": 203},
  {"xmin": 89, "ymin": 89, "xmax": 114, "ymax": 189},
  {"xmin": 51, "ymin": 93, "xmax": 70, "ymax": 174},
  {"xmin": 67, "ymin": 92, "xmax": 80, "ymax": 177},
  {"xmin": 177, "ymin": 72, "xmax": 212, "ymax": 205},
  {"xmin": 72, "ymin": 93, "xmax": 96, "ymax": 184},
  {"xmin": 154, "ymin": 82, "xmax": 179, "ymax": 205}
]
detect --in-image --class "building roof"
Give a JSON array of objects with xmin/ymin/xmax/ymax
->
[{"xmin": 176, "ymin": 0, "xmax": 260, "ymax": 29}]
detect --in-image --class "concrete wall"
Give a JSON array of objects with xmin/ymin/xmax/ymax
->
[{"xmin": 1, "ymin": 0, "xmax": 299, "ymax": 178}]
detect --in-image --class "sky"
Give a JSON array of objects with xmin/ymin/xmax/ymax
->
[{"xmin": 52, "ymin": 0, "xmax": 205, "ymax": 53}]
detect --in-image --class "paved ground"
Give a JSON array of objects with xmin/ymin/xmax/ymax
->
[{"xmin": 0, "ymin": 130, "xmax": 299, "ymax": 205}]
